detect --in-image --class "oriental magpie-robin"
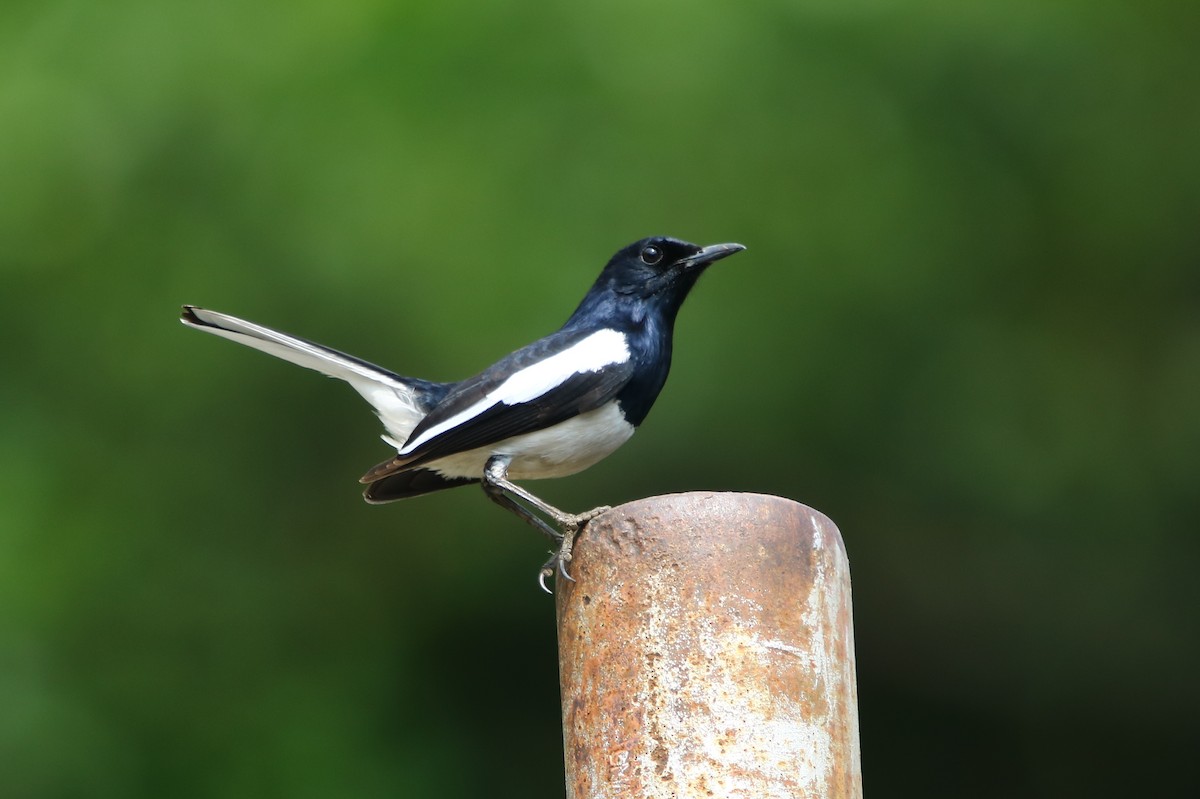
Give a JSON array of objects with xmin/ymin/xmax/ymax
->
[{"xmin": 181, "ymin": 236, "xmax": 744, "ymax": 590}]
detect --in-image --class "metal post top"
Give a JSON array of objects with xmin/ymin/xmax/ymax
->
[{"xmin": 562, "ymin": 490, "xmax": 849, "ymax": 582}]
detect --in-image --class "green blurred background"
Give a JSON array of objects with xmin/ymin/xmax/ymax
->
[{"xmin": 2, "ymin": 0, "xmax": 1197, "ymax": 796}]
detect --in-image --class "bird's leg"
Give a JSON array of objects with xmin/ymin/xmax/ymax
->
[
  {"xmin": 485, "ymin": 457, "xmax": 610, "ymax": 530},
  {"xmin": 482, "ymin": 455, "xmax": 611, "ymax": 591},
  {"xmin": 481, "ymin": 456, "xmax": 563, "ymax": 545}
]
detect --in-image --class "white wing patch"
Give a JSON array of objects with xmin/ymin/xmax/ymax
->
[{"xmin": 398, "ymin": 328, "xmax": 630, "ymax": 455}]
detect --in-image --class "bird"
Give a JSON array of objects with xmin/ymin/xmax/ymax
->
[{"xmin": 181, "ymin": 236, "xmax": 745, "ymax": 590}]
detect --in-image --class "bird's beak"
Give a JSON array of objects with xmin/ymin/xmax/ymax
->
[{"xmin": 677, "ymin": 242, "xmax": 746, "ymax": 271}]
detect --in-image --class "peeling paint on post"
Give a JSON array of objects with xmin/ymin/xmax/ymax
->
[{"xmin": 556, "ymin": 492, "xmax": 861, "ymax": 799}]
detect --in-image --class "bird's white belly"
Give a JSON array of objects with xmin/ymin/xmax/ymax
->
[{"xmin": 426, "ymin": 402, "xmax": 635, "ymax": 481}]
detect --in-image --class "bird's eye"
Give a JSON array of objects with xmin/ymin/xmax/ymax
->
[{"xmin": 640, "ymin": 245, "xmax": 663, "ymax": 265}]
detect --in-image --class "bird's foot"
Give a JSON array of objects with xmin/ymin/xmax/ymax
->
[
  {"xmin": 535, "ymin": 506, "xmax": 611, "ymax": 593},
  {"xmin": 558, "ymin": 505, "xmax": 612, "ymax": 532}
]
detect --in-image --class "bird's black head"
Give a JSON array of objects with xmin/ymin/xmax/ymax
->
[
  {"xmin": 566, "ymin": 236, "xmax": 744, "ymax": 329},
  {"xmin": 605, "ymin": 236, "xmax": 745, "ymax": 298},
  {"xmin": 580, "ymin": 236, "xmax": 743, "ymax": 319}
]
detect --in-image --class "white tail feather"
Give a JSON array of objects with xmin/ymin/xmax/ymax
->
[{"xmin": 181, "ymin": 306, "xmax": 427, "ymax": 445}]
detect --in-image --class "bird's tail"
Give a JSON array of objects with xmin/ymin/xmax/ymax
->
[{"xmin": 180, "ymin": 305, "xmax": 449, "ymax": 445}]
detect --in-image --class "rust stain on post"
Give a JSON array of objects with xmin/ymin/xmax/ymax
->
[{"xmin": 556, "ymin": 492, "xmax": 861, "ymax": 799}]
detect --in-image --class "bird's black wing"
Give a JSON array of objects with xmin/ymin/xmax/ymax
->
[
  {"xmin": 360, "ymin": 327, "xmax": 634, "ymax": 482},
  {"xmin": 409, "ymin": 365, "xmax": 633, "ymax": 465}
]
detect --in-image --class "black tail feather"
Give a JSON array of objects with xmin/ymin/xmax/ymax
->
[{"xmin": 362, "ymin": 469, "xmax": 478, "ymax": 504}]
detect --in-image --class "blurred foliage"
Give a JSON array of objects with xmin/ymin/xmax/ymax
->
[{"xmin": 2, "ymin": 0, "xmax": 1198, "ymax": 796}]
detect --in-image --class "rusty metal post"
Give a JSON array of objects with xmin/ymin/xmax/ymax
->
[{"xmin": 556, "ymin": 491, "xmax": 861, "ymax": 799}]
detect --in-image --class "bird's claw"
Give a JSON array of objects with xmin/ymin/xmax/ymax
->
[
  {"xmin": 536, "ymin": 507, "xmax": 611, "ymax": 592},
  {"xmin": 538, "ymin": 541, "xmax": 577, "ymax": 593},
  {"xmin": 538, "ymin": 554, "xmax": 577, "ymax": 593},
  {"xmin": 539, "ymin": 569, "xmax": 573, "ymax": 594}
]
